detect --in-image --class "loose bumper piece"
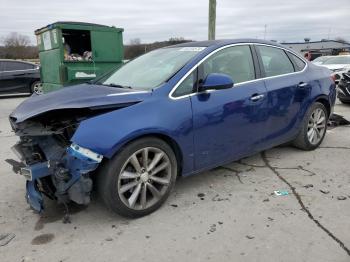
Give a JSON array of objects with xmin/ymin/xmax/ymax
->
[{"xmin": 21, "ymin": 144, "xmax": 103, "ymax": 212}]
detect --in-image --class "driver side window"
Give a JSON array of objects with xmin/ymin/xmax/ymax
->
[{"xmin": 201, "ymin": 45, "xmax": 255, "ymax": 84}]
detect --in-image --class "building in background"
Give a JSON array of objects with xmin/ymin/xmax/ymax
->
[{"xmin": 281, "ymin": 39, "xmax": 350, "ymax": 60}]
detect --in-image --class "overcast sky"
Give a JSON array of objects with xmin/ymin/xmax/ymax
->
[{"xmin": 0, "ymin": 0, "xmax": 349, "ymax": 45}]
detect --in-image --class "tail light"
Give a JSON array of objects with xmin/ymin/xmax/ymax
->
[{"xmin": 331, "ymin": 74, "xmax": 336, "ymax": 83}]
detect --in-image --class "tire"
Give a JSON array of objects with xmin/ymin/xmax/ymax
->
[
  {"xmin": 339, "ymin": 99, "xmax": 350, "ymax": 104},
  {"xmin": 97, "ymin": 137, "xmax": 177, "ymax": 218},
  {"xmin": 31, "ymin": 81, "xmax": 43, "ymax": 95},
  {"xmin": 293, "ymin": 102, "xmax": 328, "ymax": 150}
]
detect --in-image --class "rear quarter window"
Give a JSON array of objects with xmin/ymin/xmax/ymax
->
[{"xmin": 287, "ymin": 52, "xmax": 306, "ymax": 72}]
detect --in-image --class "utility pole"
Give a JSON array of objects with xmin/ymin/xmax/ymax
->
[
  {"xmin": 264, "ymin": 24, "xmax": 267, "ymax": 40},
  {"xmin": 208, "ymin": 0, "xmax": 216, "ymax": 40}
]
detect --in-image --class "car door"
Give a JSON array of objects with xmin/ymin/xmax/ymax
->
[
  {"xmin": 189, "ymin": 45, "xmax": 269, "ymax": 171},
  {"xmin": 255, "ymin": 45, "xmax": 310, "ymax": 146},
  {"xmin": 0, "ymin": 61, "xmax": 32, "ymax": 94},
  {"xmin": 0, "ymin": 61, "xmax": 4, "ymax": 92}
]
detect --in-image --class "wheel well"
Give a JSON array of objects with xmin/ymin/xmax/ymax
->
[
  {"xmin": 118, "ymin": 134, "xmax": 184, "ymax": 176},
  {"xmin": 315, "ymin": 98, "xmax": 331, "ymax": 116},
  {"xmin": 29, "ymin": 79, "xmax": 41, "ymax": 91},
  {"xmin": 30, "ymin": 79, "xmax": 40, "ymax": 86}
]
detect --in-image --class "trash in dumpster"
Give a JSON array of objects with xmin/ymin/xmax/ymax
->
[
  {"xmin": 63, "ymin": 29, "xmax": 92, "ymax": 61},
  {"xmin": 274, "ymin": 190, "xmax": 289, "ymax": 196},
  {"xmin": 35, "ymin": 22, "xmax": 124, "ymax": 93}
]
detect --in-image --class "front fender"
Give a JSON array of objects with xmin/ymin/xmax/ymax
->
[{"xmin": 71, "ymin": 97, "xmax": 194, "ymax": 174}]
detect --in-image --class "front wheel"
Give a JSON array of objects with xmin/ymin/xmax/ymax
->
[
  {"xmin": 31, "ymin": 81, "xmax": 43, "ymax": 95},
  {"xmin": 293, "ymin": 102, "xmax": 328, "ymax": 150},
  {"xmin": 97, "ymin": 137, "xmax": 177, "ymax": 218}
]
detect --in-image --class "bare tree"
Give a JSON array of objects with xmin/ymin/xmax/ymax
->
[
  {"xmin": 124, "ymin": 37, "xmax": 192, "ymax": 59},
  {"xmin": 0, "ymin": 32, "xmax": 36, "ymax": 59},
  {"xmin": 129, "ymin": 38, "xmax": 141, "ymax": 45},
  {"xmin": 2, "ymin": 32, "xmax": 30, "ymax": 47}
]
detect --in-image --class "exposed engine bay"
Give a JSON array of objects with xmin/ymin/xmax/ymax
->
[{"xmin": 9, "ymin": 108, "xmax": 111, "ymax": 213}]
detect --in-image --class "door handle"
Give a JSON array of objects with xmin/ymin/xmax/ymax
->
[
  {"xmin": 298, "ymin": 82, "xmax": 308, "ymax": 88},
  {"xmin": 250, "ymin": 94, "xmax": 264, "ymax": 102}
]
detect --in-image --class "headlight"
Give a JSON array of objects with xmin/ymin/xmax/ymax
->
[{"xmin": 70, "ymin": 143, "xmax": 103, "ymax": 163}]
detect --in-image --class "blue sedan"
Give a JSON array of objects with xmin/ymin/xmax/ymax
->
[{"xmin": 9, "ymin": 39, "xmax": 336, "ymax": 217}]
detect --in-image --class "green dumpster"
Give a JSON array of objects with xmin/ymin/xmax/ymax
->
[{"xmin": 35, "ymin": 21, "xmax": 124, "ymax": 93}]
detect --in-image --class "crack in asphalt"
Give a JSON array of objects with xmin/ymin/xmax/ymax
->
[
  {"xmin": 261, "ymin": 151, "xmax": 350, "ymax": 256},
  {"xmin": 273, "ymin": 166, "xmax": 316, "ymax": 176},
  {"xmin": 216, "ymin": 166, "xmax": 243, "ymax": 184}
]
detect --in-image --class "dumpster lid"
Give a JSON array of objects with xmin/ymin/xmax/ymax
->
[{"xmin": 35, "ymin": 21, "xmax": 123, "ymax": 35}]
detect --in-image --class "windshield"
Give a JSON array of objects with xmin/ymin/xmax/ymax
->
[
  {"xmin": 313, "ymin": 56, "xmax": 329, "ymax": 63},
  {"xmin": 323, "ymin": 56, "xmax": 350, "ymax": 65},
  {"xmin": 101, "ymin": 47, "xmax": 205, "ymax": 90}
]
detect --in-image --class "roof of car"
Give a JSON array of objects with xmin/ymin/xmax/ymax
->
[
  {"xmin": 170, "ymin": 39, "xmax": 286, "ymax": 49},
  {"xmin": 0, "ymin": 59, "xmax": 37, "ymax": 65}
]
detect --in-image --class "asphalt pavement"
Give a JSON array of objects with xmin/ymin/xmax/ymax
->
[{"xmin": 0, "ymin": 97, "xmax": 349, "ymax": 262}]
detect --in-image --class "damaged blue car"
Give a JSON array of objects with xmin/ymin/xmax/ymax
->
[{"xmin": 9, "ymin": 39, "xmax": 336, "ymax": 217}]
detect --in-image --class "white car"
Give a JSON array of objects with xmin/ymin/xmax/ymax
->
[
  {"xmin": 312, "ymin": 56, "xmax": 331, "ymax": 65},
  {"xmin": 320, "ymin": 55, "xmax": 350, "ymax": 84}
]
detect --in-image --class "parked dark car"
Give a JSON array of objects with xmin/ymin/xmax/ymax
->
[
  {"xmin": 337, "ymin": 73, "xmax": 350, "ymax": 103},
  {"xmin": 9, "ymin": 39, "xmax": 336, "ymax": 218},
  {"xmin": 0, "ymin": 59, "xmax": 42, "ymax": 95}
]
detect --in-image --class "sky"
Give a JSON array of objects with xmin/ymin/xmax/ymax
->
[{"xmin": 0, "ymin": 0, "xmax": 349, "ymax": 45}]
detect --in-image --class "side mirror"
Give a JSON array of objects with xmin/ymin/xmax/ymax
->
[{"xmin": 199, "ymin": 73, "xmax": 234, "ymax": 92}]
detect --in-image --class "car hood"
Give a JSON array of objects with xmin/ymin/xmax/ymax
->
[
  {"xmin": 10, "ymin": 84, "xmax": 152, "ymax": 123},
  {"xmin": 321, "ymin": 64, "xmax": 350, "ymax": 70}
]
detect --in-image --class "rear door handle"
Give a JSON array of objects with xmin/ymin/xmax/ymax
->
[
  {"xmin": 298, "ymin": 82, "xmax": 308, "ymax": 88},
  {"xmin": 250, "ymin": 94, "xmax": 264, "ymax": 102}
]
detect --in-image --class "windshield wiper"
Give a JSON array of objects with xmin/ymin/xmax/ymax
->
[{"xmin": 104, "ymin": 83, "xmax": 132, "ymax": 89}]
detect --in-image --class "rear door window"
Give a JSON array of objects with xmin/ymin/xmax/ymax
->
[{"xmin": 257, "ymin": 46, "xmax": 294, "ymax": 77}]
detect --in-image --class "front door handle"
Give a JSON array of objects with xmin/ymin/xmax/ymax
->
[
  {"xmin": 250, "ymin": 93, "xmax": 264, "ymax": 102},
  {"xmin": 298, "ymin": 82, "xmax": 308, "ymax": 88}
]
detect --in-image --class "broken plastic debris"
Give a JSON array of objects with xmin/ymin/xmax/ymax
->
[
  {"xmin": 274, "ymin": 190, "xmax": 289, "ymax": 196},
  {"xmin": 328, "ymin": 113, "xmax": 350, "ymax": 128},
  {"xmin": 337, "ymin": 196, "xmax": 347, "ymax": 201}
]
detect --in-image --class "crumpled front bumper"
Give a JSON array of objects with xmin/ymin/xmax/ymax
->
[
  {"xmin": 19, "ymin": 144, "xmax": 103, "ymax": 213},
  {"xmin": 23, "ymin": 162, "xmax": 50, "ymax": 212}
]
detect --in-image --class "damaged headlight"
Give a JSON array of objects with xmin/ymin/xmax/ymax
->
[{"xmin": 69, "ymin": 143, "xmax": 103, "ymax": 163}]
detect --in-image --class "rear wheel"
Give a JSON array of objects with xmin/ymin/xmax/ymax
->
[
  {"xmin": 293, "ymin": 102, "xmax": 328, "ymax": 150},
  {"xmin": 97, "ymin": 137, "xmax": 177, "ymax": 218},
  {"xmin": 31, "ymin": 81, "xmax": 43, "ymax": 95}
]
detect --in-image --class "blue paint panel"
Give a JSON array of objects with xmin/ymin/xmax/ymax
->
[
  {"xmin": 191, "ymin": 80, "xmax": 268, "ymax": 170},
  {"xmin": 12, "ymin": 40, "xmax": 337, "ymax": 179},
  {"xmin": 72, "ymin": 89, "xmax": 195, "ymax": 174}
]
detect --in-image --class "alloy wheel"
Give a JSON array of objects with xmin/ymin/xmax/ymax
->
[
  {"xmin": 117, "ymin": 147, "xmax": 172, "ymax": 210},
  {"xmin": 33, "ymin": 82, "xmax": 43, "ymax": 95},
  {"xmin": 307, "ymin": 108, "xmax": 326, "ymax": 145}
]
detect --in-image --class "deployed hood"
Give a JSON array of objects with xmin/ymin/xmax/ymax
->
[{"xmin": 10, "ymin": 84, "xmax": 151, "ymax": 123}]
